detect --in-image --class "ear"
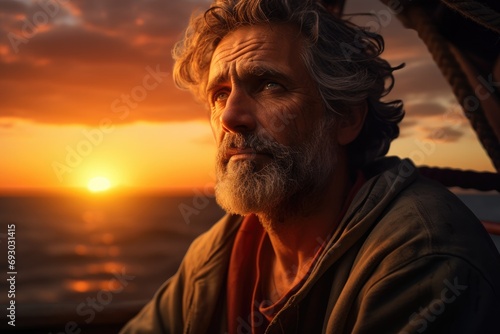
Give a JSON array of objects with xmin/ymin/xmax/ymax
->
[{"xmin": 336, "ymin": 102, "xmax": 368, "ymax": 146}]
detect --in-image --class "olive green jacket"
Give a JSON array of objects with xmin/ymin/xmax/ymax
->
[{"xmin": 120, "ymin": 157, "xmax": 500, "ymax": 333}]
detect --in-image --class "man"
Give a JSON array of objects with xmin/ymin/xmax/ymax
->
[{"xmin": 121, "ymin": 0, "xmax": 500, "ymax": 333}]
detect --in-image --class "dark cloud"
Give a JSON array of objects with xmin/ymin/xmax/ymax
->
[
  {"xmin": 390, "ymin": 61, "xmax": 454, "ymax": 101},
  {"xmin": 399, "ymin": 118, "xmax": 418, "ymax": 129},
  {"xmin": 404, "ymin": 102, "xmax": 448, "ymax": 117},
  {"xmin": 0, "ymin": 0, "xmax": 26, "ymax": 14},
  {"xmin": 73, "ymin": 0, "xmax": 204, "ymax": 39},
  {"xmin": 18, "ymin": 27, "xmax": 148, "ymax": 64},
  {"xmin": 0, "ymin": 60, "xmax": 207, "ymax": 125},
  {"xmin": 424, "ymin": 126, "xmax": 465, "ymax": 143}
]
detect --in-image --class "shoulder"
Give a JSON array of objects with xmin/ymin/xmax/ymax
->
[
  {"xmin": 386, "ymin": 174, "xmax": 488, "ymax": 251},
  {"xmin": 361, "ymin": 173, "xmax": 500, "ymax": 294},
  {"xmin": 182, "ymin": 213, "xmax": 243, "ymax": 278}
]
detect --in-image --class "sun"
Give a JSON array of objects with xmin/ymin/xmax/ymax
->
[{"xmin": 87, "ymin": 176, "xmax": 112, "ymax": 192}]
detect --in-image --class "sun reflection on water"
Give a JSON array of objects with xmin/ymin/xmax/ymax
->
[
  {"xmin": 67, "ymin": 280, "xmax": 92, "ymax": 293},
  {"xmin": 66, "ymin": 261, "xmax": 127, "ymax": 293}
]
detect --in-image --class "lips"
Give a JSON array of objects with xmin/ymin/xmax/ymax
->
[{"xmin": 224, "ymin": 148, "xmax": 272, "ymax": 162}]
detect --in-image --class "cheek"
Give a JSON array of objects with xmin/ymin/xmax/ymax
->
[
  {"xmin": 290, "ymin": 97, "xmax": 325, "ymax": 137},
  {"xmin": 259, "ymin": 99, "xmax": 314, "ymax": 145}
]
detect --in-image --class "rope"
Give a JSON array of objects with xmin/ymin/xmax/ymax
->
[
  {"xmin": 418, "ymin": 166, "xmax": 500, "ymax": 191},
  {"xmin": 408, "ymin": 6, "xmax": 500, "ymax": 172},
  {"xmin": 419, "ymin": 165, "xmax": 500, "ymax": 235},
  {"xmin": 482, "ymin": 221, "xmax": 500, "ymax": 235},
  {"xmin": 440, "ymin": 0, "xmax": 500, "ymax": 34}
]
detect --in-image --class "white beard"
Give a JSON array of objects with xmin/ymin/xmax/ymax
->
[{"xmin": 214, "ymin": 119, "xmax": 338, "ymax": 229}]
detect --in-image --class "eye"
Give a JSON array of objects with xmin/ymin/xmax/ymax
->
[
  {"xmin": 263, "ymin": 82, "xmax": 281, "ymax": 90},
  {"xmin": 213, "ymin": 90, "xmax": 229, "ymax": 104}
]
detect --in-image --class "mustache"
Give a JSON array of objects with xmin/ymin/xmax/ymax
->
[{"xmin": 217, "ymin": 132, "xmax": 291, "ymax": 162}]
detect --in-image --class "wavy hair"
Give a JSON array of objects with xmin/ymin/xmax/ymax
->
[{"xmin": 172, "ymin": 0, "xmax": 404, "ymax": 167}]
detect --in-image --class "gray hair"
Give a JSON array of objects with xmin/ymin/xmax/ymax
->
[{"xmin": 173, "ymin": 0, "xmax": 404, "ymax": 167}]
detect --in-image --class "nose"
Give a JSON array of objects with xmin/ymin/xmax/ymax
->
[{"xmin": 220, "ymin": 88, "xmax": 257, "ymax": 134}]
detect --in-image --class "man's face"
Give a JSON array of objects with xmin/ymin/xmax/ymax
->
[{"xmin": 206, "ymin": 23, "xmax": 337, "ymax": 221}]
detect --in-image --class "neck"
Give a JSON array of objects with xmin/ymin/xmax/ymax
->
[{"xmin": 258, "ymin": 157, "xmax": 353, "ymax": 298}]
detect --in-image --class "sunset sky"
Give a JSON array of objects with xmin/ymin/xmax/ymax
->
[{"xmin": 0, "ymin": 0, "xmax": 495, "ymax": 194}]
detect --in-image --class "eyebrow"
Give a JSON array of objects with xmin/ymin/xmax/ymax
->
[
  {"xmin": 206, "ymin": 64, "xmax": 291, "ymax": 97},
  {"xmin": 248, "ymin": 64, "xmax": 283, "ymax": 78}
]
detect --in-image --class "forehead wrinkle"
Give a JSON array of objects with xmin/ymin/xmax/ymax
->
[
  {"xmin": 207, "ymin": 24, "xmax": 309, "ymax": 97},
  {"xmin": 210, "ymin": 23, "xmax": 307, "ymax": 72},
  {"xmin": 212, "ymin": 37, "xmax": 269, "ymax": 64}
]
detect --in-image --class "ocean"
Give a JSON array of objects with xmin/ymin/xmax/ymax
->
[
  {"xmin": 0, "ymin": 192, "xmax": 498, "ymax": 330},
  {"xmin": 0, "ymin": 193, "xmax": 226, "ymax": 308}
]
